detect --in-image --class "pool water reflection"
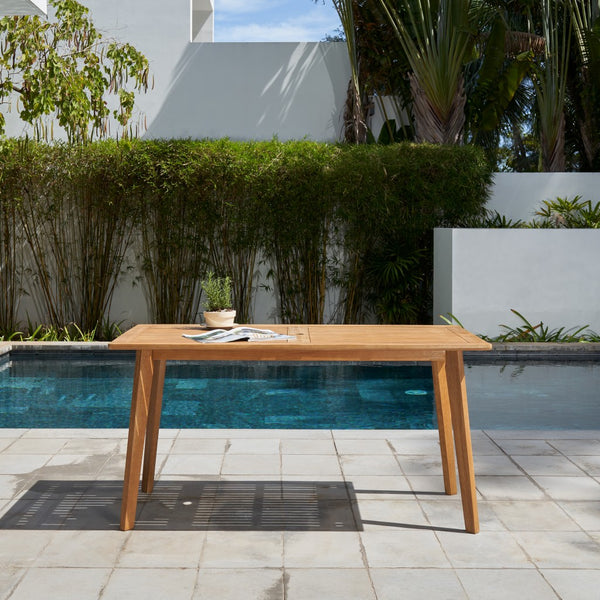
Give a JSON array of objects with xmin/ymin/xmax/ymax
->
[{"xmin": 0, "ymin": 353, "xmax": 598, "ymax": 429}]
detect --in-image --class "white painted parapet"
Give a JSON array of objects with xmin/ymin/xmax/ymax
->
[
  {"xmin": 0, "ymin": 0, "xmax": 46, "ymax": 16},
  {"xmin": 434, "ymin": 228, "xmax": 600, "ymax": 337},
  {"xmin": 488, "ymin": 173, "xmax": 600, "ymax": 222}
]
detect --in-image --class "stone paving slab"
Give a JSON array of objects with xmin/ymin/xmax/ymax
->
[{"xmin": 0, "ymin": 428, "xmax": 599, "ymax": 599}]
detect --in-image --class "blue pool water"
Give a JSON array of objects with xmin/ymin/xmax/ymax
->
[
  {"xmin": 0, "ymin": 354, "xmax": 436, "ymax": 429},
  {"xmin": 0, "ymin": 353, "xmax": 599, "ymax": 429}
]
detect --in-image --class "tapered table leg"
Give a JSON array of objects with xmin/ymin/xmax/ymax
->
[
  {"xmin": 432, "ymin": 360, "xmax": 457, "ymax": 495},
  {"xmin": 142, "ymin": 359, "xmax": 167, "ymax": 494},
  {"xmin": 446, "ymin": 350, "xmax": 479, "ymax": 534},
  {"xmin": 120, "ymin": 350, "xmax": 154, "ymax": 531}
]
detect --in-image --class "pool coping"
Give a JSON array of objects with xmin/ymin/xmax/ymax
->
[
  {"xmin": 0, "ymin": 341, "xmax": 109, "ymax": 356},
  {"xmin": 3, "ymin": 340, "xmax": 600, "ymax": 361},
  {"xmin": 467, "ymin": 342, "xmax": 600, "ymax": 361}
]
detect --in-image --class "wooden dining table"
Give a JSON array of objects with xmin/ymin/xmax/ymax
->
[{"xmin": 109, "ymin": 324, "xmax": 491, "ymax": 533}]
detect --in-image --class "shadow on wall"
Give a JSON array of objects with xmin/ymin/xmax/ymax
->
[{"xmin": 144, "ymin": 42, "xmax": 350, "ymax": 141}]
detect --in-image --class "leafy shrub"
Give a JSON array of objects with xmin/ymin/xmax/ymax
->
[
  {"xmin": 464, "ymin": 196, "xmax": 600, "ymax": 230},
  {"xmin": 330, "ymin": 143, "xmax": 492, "ymax": 323},
  {"xmin": 531, "ymin": 195, "xmax": 600, "ymax": 228},
  {"xmin": 0, "ymin": 139, "xmax": 492, "ymax": 329},
  {"xmin": 0, "ymin": 139, "xmax": 136, "ymax": 334},
  {"xmin": 123, "ymin": 140, "xmax": 215, "ymax": 323},
  {"xmin": 258, "ymin": 140, "xmax": 339, "ymax": 323},
  {"xmin": 463, "ymin": 210, "xmax": 525, "ymax": 228},
  {"xmin": 443, "ymin": 310, "xmax": 600, "ymax": 343}
]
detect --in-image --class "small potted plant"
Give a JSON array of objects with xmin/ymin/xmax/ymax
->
[{"xmin": 201, "ymin": 271, "xmax": 236, "ymax": 327}]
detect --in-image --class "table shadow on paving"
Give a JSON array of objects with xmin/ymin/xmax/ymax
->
[{"xmin": 0, "ymin": 480, "xmax": 362, "ymax": 531}]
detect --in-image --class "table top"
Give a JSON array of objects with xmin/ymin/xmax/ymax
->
[{"xmin": 109, "ymin": 324, "xmax": 491, "ymax": 362}]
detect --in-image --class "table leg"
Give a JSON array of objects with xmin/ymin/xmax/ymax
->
[
  {"xmin": 142, "ymin": 359, "xmax": 166, "ymax": 494},
  {"xmin": 446, "ymin": 350, "xmax": 479, "ymax": 534},
  {"xmin": 120, "ymin": 350, "xmax": 154, "ymax": 531},
  {"xmin": 431, "ymin": 360, "xmax": 457, "ymax": 495}
]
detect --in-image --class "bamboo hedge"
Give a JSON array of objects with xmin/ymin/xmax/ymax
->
[{"xmin": 0, "ymin": 139, "xmax": 492, "ymax": 336}]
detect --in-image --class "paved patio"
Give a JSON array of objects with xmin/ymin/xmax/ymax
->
[{"xmin": 0, "ymin": 427, "xmax": 599, "ymax": 599}]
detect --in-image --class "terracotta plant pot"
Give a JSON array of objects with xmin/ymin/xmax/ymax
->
[{"xmin": 203, "ymin": 309, "xmax": 236, "ymax": 328}]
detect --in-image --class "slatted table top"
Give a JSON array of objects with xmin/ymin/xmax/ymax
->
[{"xmin": 109, "ymin": 324, "xmax": 491, "ymax": 361}]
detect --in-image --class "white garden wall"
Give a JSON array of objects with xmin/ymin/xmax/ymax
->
[
  {"xmin": 488, "ymin": 172, "xmax": 600, "ymax": 221},
  {"xmin": 434, "ymin": 172, "xmax": 600, "ymax": 337},
  {"xmin": 433, "ymin": 228, "xmax": 600, "ymax": 338}
]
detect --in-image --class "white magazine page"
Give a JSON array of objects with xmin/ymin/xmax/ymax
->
[{"xmin": 183, "ymin": 327, "xmax": 295, "ymax": 343}]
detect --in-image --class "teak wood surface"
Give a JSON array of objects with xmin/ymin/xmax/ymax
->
[{"xmin": 109, "ymin": 324, "xmax": 491, "ymax": 533}]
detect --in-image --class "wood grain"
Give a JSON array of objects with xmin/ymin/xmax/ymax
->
[
  {"xmin": 432, "ymin": 359, "xmax": 457, "ymax": 495},
  {"xmin": 120, "ymin": 350, "xmax": 153, "ymax": 531}
]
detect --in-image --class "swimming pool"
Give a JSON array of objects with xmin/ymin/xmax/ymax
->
[{"xmin": 1, "ymin": 352, "xmax": 599, "ymax": 429}]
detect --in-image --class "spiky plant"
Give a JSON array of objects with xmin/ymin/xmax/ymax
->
[{"xmin": 377, "ymin": 0, "xmax": 475, "ymax": 144}]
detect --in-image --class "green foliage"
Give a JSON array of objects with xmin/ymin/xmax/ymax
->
[
  {"xmin": 201, "ymin": 139, "xmax": 268, "ymax": 323},
  {"xmin": 126, "ymin": 140, "xmax": 214, "ymax": 323},
  {"xmin": 463, "ymin": 209, "xmax": 525, "ymax": 228},
  {"xmin": 201, "ymin": 272, "xmax": 233, "ymax": 312},
  {"xmin": 494, "ymin": 309, "xmax": 595, "ymax": 343},
  {"xmin": 377, "ymin": 0, "xmax": 475, "ymax": 144},
  {"xmin": 324, "ymin": 0, "xmax": 600, "ymax": 171},
  {"xmin": 465, "ymin": 13, "xmax": 535, "ymax": 165},
  {"xmin": 0, "ymin": 139, "xmax": 137, "ymax": 333},
  {"xmin": 6, "ymin": 319, "xmax": 122, "ymax": 342},
  {"xmin": 351, "ymin": 2, "xmax": 413, "ymax": 139},
  {"xmin": 567, "ymin": 0, "xmax": 600, "ymax": 170},
  {"xmin": 0, "ymin": 141, "xmax": 21, "ymax": 334},
  {"xmin": 330, "ymin": 143, "xmax": 492, "ymax": 323},
  {"xmin": 532, "ymin": 195, "xmax": 600, "ymax": 228},
  {"xmin": 258, "ymin": 140, "xmax": 339, "ymax": 323},
  {"xmin": 1, "ymin": 321, "xmax": 100, "ymax": 341},
  {"xmin": 0, "ymin": 139, "xmax": 492, "ymax": 328},
  {"xmin": 368, "ymin": 119, "xmax": 413, "ymax": 145},
  {"xmin": 464, "ymin": 196, "xmax": 600, "ymax": 229},
  {"xmin": 0, "ymin": 0, "xmax": 150, "ymax": 143},
  {"xmin": 533, "ymin": 0, "xmax": 572, "ymax": 171},
  {"xmin": 439, "ymin": 313, "xmax": 466, "ymax": 328},
  {"xmin": 441, "ymin": 309, "xmax": 599, "ymax": 343}
]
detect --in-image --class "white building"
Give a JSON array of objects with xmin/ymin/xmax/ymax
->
[{"xmin": 0, "ymin": 0, "xmax": 46, "ymax": 15}]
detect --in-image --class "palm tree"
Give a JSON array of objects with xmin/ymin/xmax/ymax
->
[
  {"xmin": 329, "ymin": 0, "xmax": 369, "ymax": 143},
  {"xmin": 376, "ymin": 0, "xmax": 476, "ymax": 144},
  {"xmin": 464, "ymin": 12, "xmax": 536, "ymax": 159},
  {"xmin": 532, "ymin": 0, "xmax": 571, "ymax": 171}
]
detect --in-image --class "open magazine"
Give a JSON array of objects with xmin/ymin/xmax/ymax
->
[{"xmin": 183, "ymin": 326, "xmax": 295, "ymax": 343}]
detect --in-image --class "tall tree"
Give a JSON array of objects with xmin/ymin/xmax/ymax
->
[
  {"xmin": 567, "ymin": 0, "xmax": 600, "ymax": 169},
  {"xmin": 531, "ymin": 0, "xmax": 571, "ymax": 171},
  {"xmin": 0, "ymin": 0, "xmax": 150, "ymax": 143},
  {"xmin": 332, "ymin": 0, "xmax": 368, "ymax": 143},
  {"xmin": 465, "ymin": 6, "xmax": 540, "ymax": 164}
]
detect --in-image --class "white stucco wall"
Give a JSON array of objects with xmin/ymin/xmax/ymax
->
[
  {"xmin": 487, "ymin": 172, "xmax": 600, "ymax": 222},
  {"xmin": 434, "ymin": 228, "xmax": 600, "ymax": 337},
  {"xmin": 2, "ymin": 0, "xmax": 350, "ymax": 142},
  {"xmin": 141, "ymin": 41, "xmax": 349, "ymax": 141}
]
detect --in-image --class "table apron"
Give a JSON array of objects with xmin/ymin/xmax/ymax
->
[{"xmin": 150, "ymin": 348, "xmax": 448, "ymax": 362}]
